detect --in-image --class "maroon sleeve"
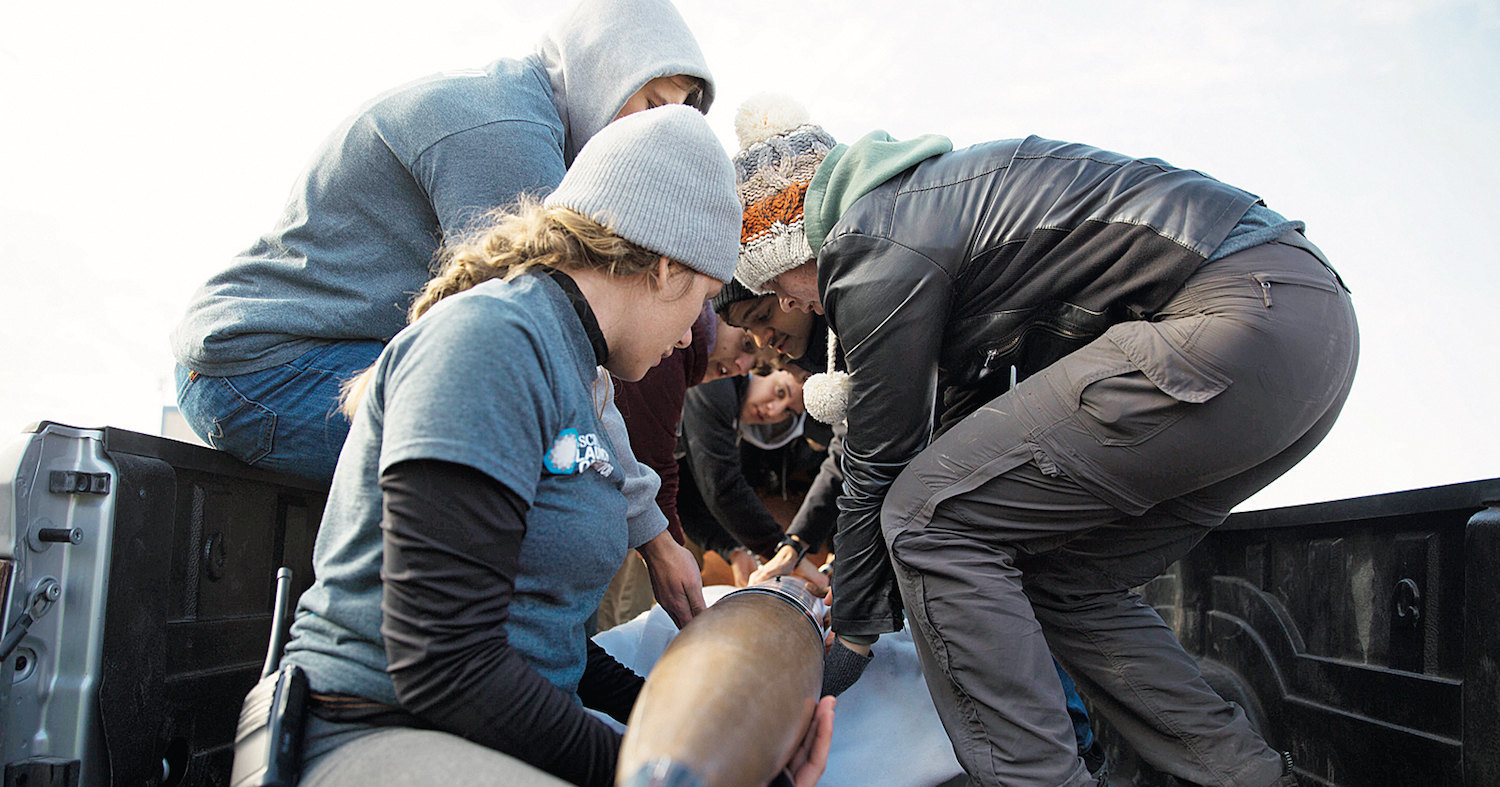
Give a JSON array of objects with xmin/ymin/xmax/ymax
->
[
  {"xmin": 615, "ymin": 363, "xmax": 688, "ymax": 543},
  {"xmin": 682, "ymin": 304, "xmax": 714, "ymax": 387}
]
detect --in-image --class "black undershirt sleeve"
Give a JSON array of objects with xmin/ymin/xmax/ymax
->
[
  {"xmin": 786, "ymin": 420, "xmax": 844, "ymax": 552},
  {"xmin": 578, "ymin": 639, "xmax": 644, "ymax": 724},
  {"xmin": 379, "ymin": 458, "xmax": 642, "ymax": 787}
]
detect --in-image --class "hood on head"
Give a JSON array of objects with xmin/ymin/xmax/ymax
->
[{"xmin": 536, "ymin": 0, "xmax": 714, "ymax": 165}]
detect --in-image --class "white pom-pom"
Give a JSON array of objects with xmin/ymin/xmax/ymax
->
[
  {"xmin": 734, "ymin": 93, "xmax": 811, "ymax": 150},
  {"xmin": 803, "ymin": 371, "xmax": 851, "ymax": 424}
]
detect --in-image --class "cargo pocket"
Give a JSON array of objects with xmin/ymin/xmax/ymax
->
[
  {"xmin": 1249, "ymin": 270, "xmax": 1340, "ymax": 307},
  {"xmin": 885, "ymin": 441, "xmax": 1037, "ymax": 541},
  {"xmin": 1070, "ymin": 317, "xmax": 1230, "ymax": 447}
]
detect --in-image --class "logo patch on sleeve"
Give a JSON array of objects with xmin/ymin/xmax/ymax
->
[{"xmin": 543, "ymin": 428, "xmax": 614, "ymax": 477}]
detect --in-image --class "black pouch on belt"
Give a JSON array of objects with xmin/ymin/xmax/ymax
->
[{"xmin": 230, "ymin": 664, "xmax": 309, "ymax": 787}]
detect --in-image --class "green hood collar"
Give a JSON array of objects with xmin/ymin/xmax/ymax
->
[{"xmin": 805, "ymin": 130, "xmax": 953, "ymax": 250}]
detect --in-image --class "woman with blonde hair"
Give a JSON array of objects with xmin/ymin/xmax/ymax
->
[{"xmin": 263, "ymin": 105, "xmax": 832, "ymax": 786}]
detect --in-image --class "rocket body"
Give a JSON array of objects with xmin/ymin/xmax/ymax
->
[{"xmin": 617, "ymin": 577, "xmax": 827, "ymax": 787}]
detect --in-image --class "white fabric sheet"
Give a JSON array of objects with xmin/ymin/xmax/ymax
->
[{"xmin": 592, "ymin": 585, "xmax": 963, "ymax": 786}]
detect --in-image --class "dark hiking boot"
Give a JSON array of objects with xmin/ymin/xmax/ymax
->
[{"xmin": 1081, "ymin": 744, "xmax": 1109, "ymax": 786}]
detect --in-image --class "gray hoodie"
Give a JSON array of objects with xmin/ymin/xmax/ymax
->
[
  {"xmin": 171, "ymin": 0, "xmax": 713, "ymax": 376},
  {"xmin": 539, "ymin": 0, "xmax": 716, "ymax": 165}
]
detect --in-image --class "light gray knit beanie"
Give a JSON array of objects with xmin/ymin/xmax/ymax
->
[{"xmin": 546, "ymin": 104, "xmax": 740, "ymax": 283}]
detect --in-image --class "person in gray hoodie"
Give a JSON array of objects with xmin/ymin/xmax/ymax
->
[{"xmin": 170, "ymin": 0, "xmax": 714, "ymax": 485}]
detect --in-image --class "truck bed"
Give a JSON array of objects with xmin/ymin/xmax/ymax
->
[{"xmin": 2, "ymin": 422, "xmax": 1494, "ymax": 785}]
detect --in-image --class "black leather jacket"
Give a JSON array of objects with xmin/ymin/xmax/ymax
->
[{"xmin": 820, "ymin": 136, "xmax": 1259, "ymax": 636}]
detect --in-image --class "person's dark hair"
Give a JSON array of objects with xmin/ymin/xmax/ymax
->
[
  {"xmin": 711, "ymin": 278, "xmax": 759, "ymax": 317},
  {"xmin": 683, "ymin": 76, "xmax": 709, "ymax": 113}
]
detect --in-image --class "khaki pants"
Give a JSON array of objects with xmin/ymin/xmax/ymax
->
[
  {"xmin": 597, "ymin": 539, "xmax": 713, "ymax": 631},
  {"xmin": 882, "ymin": 237, "xmax": 1357, "ymax": 787},
  {"xmin": 299, "ymin": 715, "xmax": 570, "ymax": 786}
]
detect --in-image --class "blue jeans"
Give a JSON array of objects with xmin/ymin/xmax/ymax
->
[
  {"xmin": 1056, "ymin": 661, "xmax": 1095, "ymax": 755},
  {"xmin": 175, "ymin": 340, "xmax": 384, "ymax": 483}
]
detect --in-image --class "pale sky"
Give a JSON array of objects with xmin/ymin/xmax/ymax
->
[{"xmin": 2, "ymin": 0, "xmax": 1497, "ymax": 510}]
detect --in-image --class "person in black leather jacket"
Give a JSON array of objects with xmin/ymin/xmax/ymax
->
[{"xmin": 728, "ymin": 95, "xmax": 1351, "ymax": 787}]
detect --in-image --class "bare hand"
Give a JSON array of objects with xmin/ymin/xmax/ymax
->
[
  {"xmin": 749, "ymin": 547, "xmax": 830, "ymax": 596},
  {"xmin": 638, "ymin": 531, "xmax": 706, "ymax": 628},
  {"xmin": 728, "ymin": 548, "xmax": 760, "ymax": 588},
  {"xmin": 785, "ymin": 696, "xmax": 836, "ymax": 787}
]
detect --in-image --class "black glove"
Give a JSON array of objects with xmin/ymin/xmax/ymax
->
[{"xmin": 820, "ymin": 638, "xmax": 873, "ymax": 697}]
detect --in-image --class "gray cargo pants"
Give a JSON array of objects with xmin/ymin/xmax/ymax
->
[{"xmin": 882, "ymin": 235, "xmax": 1357, "ymax": 787}]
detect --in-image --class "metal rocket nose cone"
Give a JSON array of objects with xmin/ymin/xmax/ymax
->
[
  {"xmin": 622, "ymin": 758, "xmax": 707, "ymax": 787},
  {"xmin": 728, "ymin": 575, "xmax": 829, "ymax": 640},
  {"xmin": 617, "ymin": 577, "xmax": 827, "ymax": 787}
]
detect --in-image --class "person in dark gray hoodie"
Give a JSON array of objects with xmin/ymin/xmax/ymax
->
[{"xmin": 170, "ymin": 0, "xmax": 715, "ymax": 484}]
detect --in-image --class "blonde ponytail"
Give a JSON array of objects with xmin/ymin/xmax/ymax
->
[{"xmin": 338, "ymin": 199, "xmax": 663, "ymax": 417}]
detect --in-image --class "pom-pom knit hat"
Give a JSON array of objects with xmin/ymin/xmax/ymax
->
[
  {"xmin": 546, "ymin": 104, "xmax": 741, "ymax": 283},
  {"xmin": 732, "ymin": 94, "xmax": 837, "ymax": 292}
]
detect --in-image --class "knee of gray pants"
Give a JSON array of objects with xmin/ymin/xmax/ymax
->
[{"xmin": 880, "ymin": 434, "xmax": 1040, "ymax": 544}]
